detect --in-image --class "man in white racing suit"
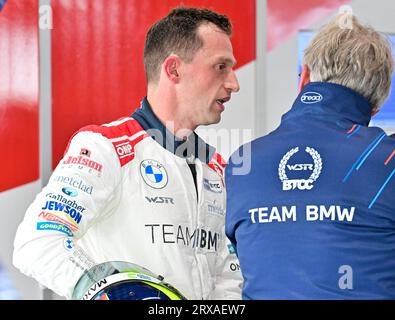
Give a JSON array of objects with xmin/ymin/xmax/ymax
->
[{"xmin": 13, "ymin": 7, "xmax": 242, "ymax": 300}]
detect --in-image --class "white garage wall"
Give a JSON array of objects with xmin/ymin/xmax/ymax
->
[{"xmin": 0, "ymin": 0, "xmax": 52, "ymax": 301}]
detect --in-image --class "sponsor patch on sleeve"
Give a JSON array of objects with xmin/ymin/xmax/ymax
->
[{"xmin": 36, "ymin": 222, "xmax": 74, "ymax": 237}]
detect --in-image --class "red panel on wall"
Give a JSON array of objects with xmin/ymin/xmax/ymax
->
[
  {"xmin": 267, "ymin": 0, "xmax": 351, "ymax": 51},
  {"xmin": 51, "ymin": 0, "xmax": 255, "ymax": 168},
  {"xmin": 0, "ymin": 1, "xmax": 39, "ymax": 192}
]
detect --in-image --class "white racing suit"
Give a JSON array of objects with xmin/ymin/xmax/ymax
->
[{"xmin": 13, "ymin": 97, "xmax": 242, "ymax": 300}]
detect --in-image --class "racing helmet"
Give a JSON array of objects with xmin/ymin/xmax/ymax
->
[{"xmin": 72, "ymin": 261, "xmax": 187, "ymax": 300}]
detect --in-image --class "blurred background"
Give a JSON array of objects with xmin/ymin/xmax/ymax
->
[{"xmin": 0, "ymin": 0, "xmax": 394, "ymax": 299}]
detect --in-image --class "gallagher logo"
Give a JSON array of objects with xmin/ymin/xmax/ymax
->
[
  {"xmin": 278, "ymin": 147, "xmax": 323, "ymax": 191},
  {"xmin": 301, "ymin": 92, "xmax": 323, "ymax": 104},
  {"xmin": 62, "ymin": 187, "xmax": 78, "ymax": 197}
]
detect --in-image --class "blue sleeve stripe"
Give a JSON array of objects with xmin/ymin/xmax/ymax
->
[
  {"xmin": 356, "ymin": 133, "xmax": 386, "ymax": 170},
  {"xmin": 369, "ymin": 167, "xmax": 395, "ymax": 209},
  {"xmin": 343, "ymin": 133, "xmax": 386, "ymax": 182}
]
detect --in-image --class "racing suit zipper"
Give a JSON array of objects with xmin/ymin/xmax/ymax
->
[
  {"xmin": 195, "ymin": 161, "xmax": 208, "ymax": 299},
  {"xmin": 187, "ymin": 162, "xmax": 198, "ymax": 203},
  {"xmin": 186, "ymin": 159, "xmax": 205, "ymax": 298}
]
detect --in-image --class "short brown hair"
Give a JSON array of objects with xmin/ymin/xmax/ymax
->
[
  {"xmin": 304, "ymin": 13, "xmax": 394, "ymax": 109},
  {"xmin": 144, "ymin": 7, "xmax": 232, "ymax": 84}
]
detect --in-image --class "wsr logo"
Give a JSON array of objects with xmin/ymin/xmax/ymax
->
[{"xmin": 301, "ymin": 92, "xmax": 323, "ymax": 104}]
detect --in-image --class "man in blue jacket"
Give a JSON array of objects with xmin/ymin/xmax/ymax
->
[{"xmin": 225, "ymin": 12, "xmax": 395, "ymax": 299}]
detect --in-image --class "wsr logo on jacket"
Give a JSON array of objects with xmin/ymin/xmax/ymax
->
[{"xmin": 278, "ymin": 146, "xmax": 322, "ymax": 190}]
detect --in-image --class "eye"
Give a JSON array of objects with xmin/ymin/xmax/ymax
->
[{"xmin": 216, "ymin": 63, "xmax": 227, "ymax": 71}]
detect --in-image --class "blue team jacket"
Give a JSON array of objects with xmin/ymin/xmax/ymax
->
[{"xmin": 226, "ymin": 82, "xmax": 395, "ymax": 299}]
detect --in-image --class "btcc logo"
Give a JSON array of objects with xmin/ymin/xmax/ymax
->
[
  {"xmin": 282, "ymin": 179, "xmax": 314, "ymax": 190},
  {"xmin": 278, "ymin": 147, "xmax": 322, "ymax": 191}
]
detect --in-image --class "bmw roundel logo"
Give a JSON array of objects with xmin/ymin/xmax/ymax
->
[
  {"xmin": 62, "ymin": 187, "xmax": 78, "ymax": 197},
  {"xmin": 140, "ymin": 159, "xmax": 168, "ymax": 189},
  {"xmin": 63, "ymin": 238, "xmax": 74, "ymax": 251},
  {"xmin": 301, "ymin": 91, "xmax": 323, "ymax": 104}
]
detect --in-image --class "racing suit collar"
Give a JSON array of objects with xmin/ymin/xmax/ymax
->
[
  {"xmin": 132, "ymin": 97, "xmax": 216, "ymax": 164},
  {"xmin": 283, "ymin": 82, "xmax": 373, "ymax": 126}
]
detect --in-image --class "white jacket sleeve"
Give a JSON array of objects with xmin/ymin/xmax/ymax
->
[{"xmin": 13, "ymin": 131, "xmax": 121, "ymax": 299}]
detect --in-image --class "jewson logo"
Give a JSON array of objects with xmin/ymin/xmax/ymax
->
[
  {"xmin": 41, "ymin": 200, "xmax": 83, "ymax": 224},
  {"xmin": 301, "ymin": 92, "xmax": 323, "ymax": 104}
]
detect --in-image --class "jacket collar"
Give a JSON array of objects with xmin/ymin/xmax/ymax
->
[
  {"xmin": 282, "ymin": 82, "xmax": 373, "ymax": 126},
  {"xmin": 132, "ymin": 97, "xmax": 215, "ymax": 164}
]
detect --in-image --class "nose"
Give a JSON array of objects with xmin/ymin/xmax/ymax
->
[{"xmin": 225, "ymin": 69, "xmax": 240, "ymax": 93}]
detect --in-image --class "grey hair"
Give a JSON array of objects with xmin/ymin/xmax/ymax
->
[{"xmin": 304, "ymin": 13, "xmax": 394, "ymax": 110}]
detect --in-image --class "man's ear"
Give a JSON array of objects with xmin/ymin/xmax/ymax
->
[
  {"xmin": 371, "ymin": 107, "xmax": 379, "ymax": 116},
  {"xmin": 299, "ymin": 64, "xmax": 311, "ymax": 92},
  {"xmin": 162, "ymin": 55, "xmax": 181, "ymax": 83}
]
